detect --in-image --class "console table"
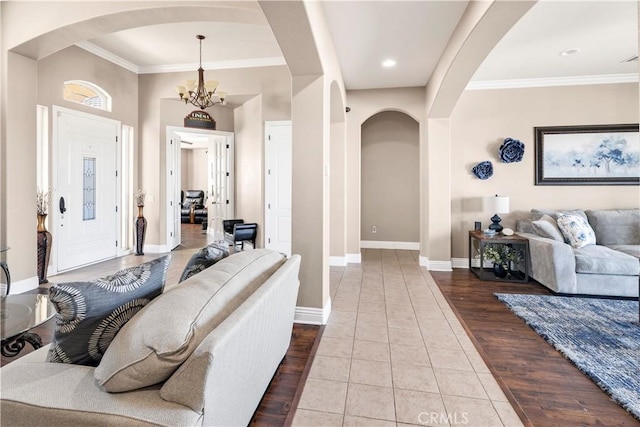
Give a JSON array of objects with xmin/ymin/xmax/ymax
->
[{"xmin": 1, "ymin": 293, "xmax": 56, "ymax": 357}]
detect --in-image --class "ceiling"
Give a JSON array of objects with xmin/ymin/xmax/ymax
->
[{"xmin": 82, "ymin": 1, "xmax": 638, "ymax": 93}]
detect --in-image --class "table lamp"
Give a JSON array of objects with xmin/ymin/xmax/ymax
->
[{"xmin": 489, "ymin": 195, "xmax": 509, "ymax": 233}]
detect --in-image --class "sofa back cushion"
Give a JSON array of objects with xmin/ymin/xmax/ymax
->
[
  {"xmin": 531, "ymin": 209, "xmax": 588, "ymax": 222},
  {"xmin": 531, "ymin": 215, "xmax": 565, "ymax": 242},
  {"xmin": 94, "ymin": 249, "xmax": 285, "ymax": 392},
  {"xmin": 585, "ymin": 209, "xmax": 640, "ymax": 245}
]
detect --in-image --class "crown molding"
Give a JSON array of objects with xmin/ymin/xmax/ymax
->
[
  {"xmin": 466, "ymin": 73, "xmax": 638, "ymax": 90},
  {"xmin": 75, "ymin": 41, "xmax": 285, "ymax": 75},
  {"xmin": 75, "ymin": 41, "xmax": 140, "ymax": 74},
  {"xmin": 139, "ymin": 57, "xmax": 286, "ymax": 74}
]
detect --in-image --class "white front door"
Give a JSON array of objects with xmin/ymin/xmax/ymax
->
[
  {"xmin": 55, "ymin": 108, "xmax": 119, "ymax": 271},
  {"xmin": 265, "ymin": 121, "xmax": 292, "ymax": 256}
]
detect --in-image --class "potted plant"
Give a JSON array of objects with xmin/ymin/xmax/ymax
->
[{"xmin": 482, "ymin": 244, "xmax": 524, "ymax": 278}]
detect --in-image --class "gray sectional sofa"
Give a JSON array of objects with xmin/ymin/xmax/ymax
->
[
  {"xmin": 517, "ymin": 209, "xmax": 639, "ymax": 297},
  {"xmin": 0, "ymin": 249, "xmax": 301, "ymax": 426}
]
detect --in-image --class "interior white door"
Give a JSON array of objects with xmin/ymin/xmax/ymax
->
[
  {"xmin": 207, "ymin": 135, "xmax": 234, "ymax": 240},
  {"xmin": 167, "ymin": 133, "xmax": 182, "ymax": 250},
  {"xmin": 56, "ymin": 108, "xmax": 118, "ymax": 271},
  {"xmin": 265, "ymin": 121, "xmax": 292, "ymax": 256}
]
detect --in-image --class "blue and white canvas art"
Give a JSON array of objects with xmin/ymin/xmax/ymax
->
[{"xmin": 535, "ymin": 124, "xmax": 640, "ymax": 185}]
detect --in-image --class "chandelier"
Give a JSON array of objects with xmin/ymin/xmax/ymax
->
[{"xmin": 176, "ymin": 35, "xmax": 226, "ymax": 110}]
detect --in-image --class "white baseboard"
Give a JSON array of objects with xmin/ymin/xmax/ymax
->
[
  {"xmin": 452, "ymin": 258, "xmax": 469, "ymax": 269},
  {"xmin": 360, "ymin": 241, "xmax": 420, "ymax": 250},
  {"xmin": 428, "ymin": 260, "xmax": 453, "ymax": 272},
  {"xmin": 294, "ymin": 298, "xmax": 331, "ymax": 325},
  {"xmin": 143, "ymin": 244, "xmax": 170, "ymax": 254},
  {"xmin": 346, "ymin": 253, "xmax": 361, "ymax": 264},
  {"xmin": 329, "ymin": 256, "xmax": 347, "ymax": 267},
  {"xmin": 10, "ymin": 276, "xmax": 39, "ymax": 294},
  {"xmin": 419, "ymin": 256, "xmax": 429, "ymax": 267}
]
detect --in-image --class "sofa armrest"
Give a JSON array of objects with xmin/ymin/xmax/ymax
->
[
  {"xmin": 518, "ymin": 232, "xmax": 577, "ymax": 293},
  {"xmin": 160, "ymin": 255, "xmax": 301, "ymax": 426}
]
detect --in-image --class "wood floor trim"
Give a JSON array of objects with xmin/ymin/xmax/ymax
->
[{"xmin": 283, "ymin": 324, "xmax": 325, "ymax": 427}]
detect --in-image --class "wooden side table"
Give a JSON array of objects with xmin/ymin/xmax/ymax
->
[{"xmin": 468, "ymin": 230, "xmax": 529, "ymax": 283}]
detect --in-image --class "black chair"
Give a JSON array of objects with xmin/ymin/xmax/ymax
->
[
  {"xmin": 181, "ymin": 190, "xmax": 207, "ymax": 224},
  {"xmin": 223, "ymin": 219, "xmax": 258, "ymax": 250}
]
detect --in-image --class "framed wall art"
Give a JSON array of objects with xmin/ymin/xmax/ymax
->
[{"xmin": 534, "ymin": 123, "xmax": 640, "ymax": 185}]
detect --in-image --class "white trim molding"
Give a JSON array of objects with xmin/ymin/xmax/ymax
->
[
  {"xmin": 10, "ymin": 276, "xmax": 39, "ymax": 294},
  {"xmin": 329, "ymin": 256, "xmax": 347, "ymax": 267},
  {"xmin": 452, "ymin": 258, "xmax": 469, "ymax": 269},
  {"xmin": 75, "ymin": 41, "xmax": 287, "ymax": 75},
  {"xmin": 360, "ymin": 241, "xmax": 420, "ymax": 250},
  {"xmin": 294, "ymin": 298, "xmax": 331, "ymax": 325},
  {"xmin": 419, "ymin": 256, "xmax": 429, "ymax": 267},
  {"xmin": 143, "ymin": 244, "xmax": 171, "ymax": 254},
  {"xmin": 428, "ymin": 260, "xmax": 453, "ymax": 272},
  {"xmin": 466, "ymin": 73, "xmax": 638, "ymax": 91},
  {"xmin": 346, "ymin": 253, "xmax": 362, "ymax": 264}
]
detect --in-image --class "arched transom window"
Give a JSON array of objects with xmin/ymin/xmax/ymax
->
[{"xmin": 63, "ymin": 80, "xmax": 112, "ymax": 112}]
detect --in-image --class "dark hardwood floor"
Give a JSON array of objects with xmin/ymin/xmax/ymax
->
[
  {"xmin": 431, "ymin": 269, "xmax": 639, "ymax": 426},
  {"xmin": 1, "ymin": 224, "xmax": 321, "ymax": 426}
]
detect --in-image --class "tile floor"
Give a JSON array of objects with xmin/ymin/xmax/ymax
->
[{"xmin": 292, "ymin": 249, "xmax": 523, "ymax": 427}]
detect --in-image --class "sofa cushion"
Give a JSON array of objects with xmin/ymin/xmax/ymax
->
[
  {"xmin": 532, "ymin": 209, "xmax": 588, "ymax": 222},
  {"xmin": 531, "ymin": 214, "xmax": 565, "ymax": 242},
  {"xmin": 516, "ymin": 219, "xmax": 534, "ymax": 234},
  {"xmin": 606, "ymin": 244, "xmax": 640, "ymax": 260},
  {"xmin": 574, "ymin": 245, "xmax": 640, "ymax": 276},
  {"xmin": 585, "ymin": 209, "xmax": 640, "ymax": 246},
  {"xmin": 557, "ymin": 214, "xmax": 596, "ymax": 249},
  {"xmin": 94, "ymin": 249, "xmax": 286, "ymax": 392},
  {"xmin": 46, "ymin": 255, "xmax": 171, "ymax": 366},
  {"xmin": 179, "ymin": 241, "xmax": 229, "ymax": 283}
]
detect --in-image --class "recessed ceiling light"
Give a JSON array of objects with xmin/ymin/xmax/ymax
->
[
  {"xmin": 559, "ymin": 48, "xmax": 580, "ymax": 57},
  {"xmin": 382, "ymin": 59, "xmax": 396, "ymax": 68}
]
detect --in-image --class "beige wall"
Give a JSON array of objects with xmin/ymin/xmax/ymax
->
[
  {"xmin": 450, "ymin": 83, "xmax": 640, "ymax": 259},
  {"xmin": 180, "ymin": 149, "xmax": 208, "ymax": 193},
  {"xmin": 234, "ymin": 95, "xmax": 265, "ymax": 247},
  {"xmin": 361, "ymin": 111, "xmax": 420, "ymax": 242}
]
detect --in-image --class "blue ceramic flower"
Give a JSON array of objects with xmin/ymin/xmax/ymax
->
[
  {"xmin": 499, "ymin": 138, "xmax": 525, "ymax": 163},
  {"xmin": 472, "ymin": 161, "xmax": 493, "ymax": 180}
]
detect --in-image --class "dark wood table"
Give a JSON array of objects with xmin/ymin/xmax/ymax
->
[{"xmin": 468, "ymin": 230, "xmax": 530, "ymax": 283}]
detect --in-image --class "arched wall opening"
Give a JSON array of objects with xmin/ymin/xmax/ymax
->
[{"xmin": 360, "ymin": 111, "xmax": 419, "ymax": 248}]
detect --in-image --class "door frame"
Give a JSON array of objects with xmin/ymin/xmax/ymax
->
[
  {"xmin": 165, "ymin": 126, "xmax": 235, "ymax": 250},
  {"xmin": 52, "ymin": 105, "xmax": 123, "ymax": 275}
]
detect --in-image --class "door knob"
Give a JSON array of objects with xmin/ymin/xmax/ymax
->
[{"xmin": 59, "ymin": 196, "xmax": 67, "ymax": 214}]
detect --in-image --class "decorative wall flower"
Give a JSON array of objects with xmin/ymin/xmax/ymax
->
[
  {"xmin": 499, "ymin": 137, "xmax": 525, "ymax": 163},
  {"xmin": 472, "ymin": 161, "xmax": 493, "ymax": 180}
]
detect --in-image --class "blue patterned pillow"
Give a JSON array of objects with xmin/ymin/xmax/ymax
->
[
  {"xmin": 47, "ymin": 255, "xmax": 171, "ymax": 366},
  {"xmin": 556, "ymin": 214, "xmax": 596, "ymax": 249},
  {"xmin": 179, "ymin": 241, "xmax": 229, "ymax": 283}
]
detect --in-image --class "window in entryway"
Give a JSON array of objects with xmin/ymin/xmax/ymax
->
[{"xmin": 63, "ymin": 80, "xmax": 112, "ymax": 112}]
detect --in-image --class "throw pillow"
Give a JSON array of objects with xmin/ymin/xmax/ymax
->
[
  {"xmin": 179, "ymin": 241, "xmax": 229, "ymax": 283},
  {"xmin": 94, "ymin": 249, "xmax": 286, "ymax": 392},
  {"xmin": 46, "ymin": 255, "xmax": 171, "ymax": 366},
  {"xmin": 556, "ymin": 214, "xmax": 597, "ymax": 249},
  {"xmin": 531, "ymin": 214, "xmax": 565, "ymax": 242}
]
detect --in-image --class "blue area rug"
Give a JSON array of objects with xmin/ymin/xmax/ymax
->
[{"xmin": 495, "ymin": 293, "xmax": 640, "ymax": 420}]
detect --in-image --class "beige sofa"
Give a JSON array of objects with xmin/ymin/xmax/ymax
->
[{"xmin": 0, "ymin": 249, "xmax": 301, "ymax": 427}]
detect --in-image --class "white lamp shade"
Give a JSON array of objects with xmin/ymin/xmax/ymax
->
[{"xmin": 493, "ymin": 196, "xmax": 510, "ymax": 214}]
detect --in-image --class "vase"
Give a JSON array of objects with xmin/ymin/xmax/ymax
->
[
  {"xmin": 492, "ymin": 263, "xmax": 508, "ymax": 278},
  {"xmin": 135, "ymin": 206, "xmax": 147, "ymax": 256},
  {"xmin": 37, "ymin": 214, "xmax": 52, "ymax": 284}
]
